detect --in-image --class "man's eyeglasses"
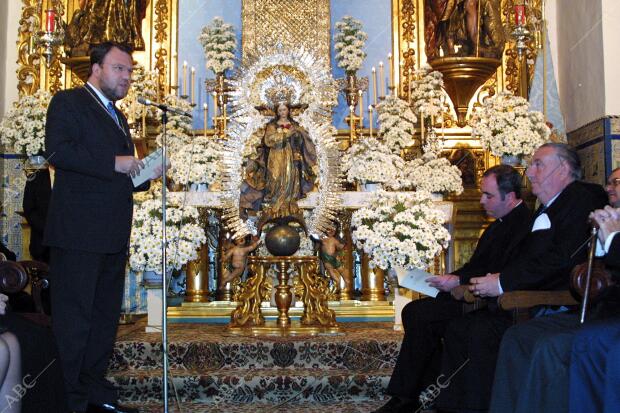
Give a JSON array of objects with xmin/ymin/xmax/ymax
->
[
  {"xmin": 102, "ymin": 64, "xmax": 133, "ymax": 75},
  {"xmin": 606, "ymin": 178, "xmax": 620, "ymax": 187}
]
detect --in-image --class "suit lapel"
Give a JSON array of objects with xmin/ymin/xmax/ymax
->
[{"xmin": 82, "ymin": 85, "xmax": 131, "ymax": 149}]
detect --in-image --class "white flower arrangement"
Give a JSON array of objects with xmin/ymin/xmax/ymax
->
[
  {"xmin": 334, "ymin": 16, "xmax": 368, "ymax": 74},
  {"xmin": 155, "ymin": 94, "xmax": 194, "ymax": 153},
  {"xmin": 376, "ymin": 95, "xmax": 417, "ymax": 153},
  {"xmin": 0, "ymin": 90, "xmax": 51, "ymax": 156},
  {"xmin": 405, "ymin": 155, "xmax": 463, "ymax": 195},
  {"xmin": 118, "ymin": 64, "xmax": 160, "ymax": 123},
  {"xmin": 129, "ymin": 197, "xmax": 206, "ymax": 273},
  {"xmin": 169, "ymin": 135, "xmax": 222, "ymax": 187},
  {"xmin": 342, "ymin": 137, "xmax": 406, "ymax": 189},
  {"xmin": 471, "ymin": 91, "xmax": 551, "ymax": 158},
  {"xmin": 409, "ymin": 65, "xmax": 445, "ymax": 118},
  {"xmin": 351, "ymin": 190, "xmax": 450, "ymax": 270},
  {"xmin": 199, "ymin": 16, "xmax": 237, "ymax": 75}
]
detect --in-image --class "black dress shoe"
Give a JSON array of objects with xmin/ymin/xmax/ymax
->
[
  {"xmin": 87, "ymin": 403, "xmax": 139, "ymax": 413},
  {"xmin": 372, "ymin": 396, "xmax": 418, "ymax": 413}
]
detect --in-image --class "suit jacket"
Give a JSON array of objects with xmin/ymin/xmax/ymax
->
[
  {"xmin": 43, "ymin": 84, "xmax": 146, "ymax": 254},
  {"xmin": 499, "ymin": 181, "xmax": 608, "ymax": 292},
  {"xmin": 23, "ymin": 168, "xmax": 51, "ymax": 261},
  {"xmin": 454, "ymin": 202, "xmax": 531, "ymax": 284}
]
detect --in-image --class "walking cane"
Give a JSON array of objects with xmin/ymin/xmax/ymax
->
[{"xmin": 579, "ymin": 226, "xmax": 599, "ymax": 324}]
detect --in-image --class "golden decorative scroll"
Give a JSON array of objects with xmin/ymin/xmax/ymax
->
[
  {"xmin": 154, "ymin": 0, "xmax": 169, "ymax": 98},
  {"xmin": 17, "ymin": 0, "xmax": 42, "ymax": 96},
  {"xmin": 400, "ymin": 0, "xmax": 416, "ymax": 97},
  {"xmin": 242, "ymin": 0, "xmax": 331, "ymax": 67}
]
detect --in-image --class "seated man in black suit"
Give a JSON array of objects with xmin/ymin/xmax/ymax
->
[
  {"xmin": 435, "ymin": 143, "xmax": 608, "ymax": 412},
  {"xmin": 489, "ymin": 170, "xmax": 620, "ymax": 413},
  {"xmin": 373, "ymin": 165, "xmax": 531, "ymax": 413}
]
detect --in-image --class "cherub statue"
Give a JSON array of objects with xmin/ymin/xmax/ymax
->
[
  {"xmin": 220, "ymin": 236, "xmax": 261, "ymax": 286},
  {"xmin": 319, "ymin": 226, "xmax": 351, "ymax": 294}
]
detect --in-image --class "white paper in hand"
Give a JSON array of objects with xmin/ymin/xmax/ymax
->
[
  {"xmin": 393, "ymin": 267, "xmax": 439, "ymax": 298},
  {"xmin": 132, "ymin": 148, "xmax": 165, "ymax": 187}
]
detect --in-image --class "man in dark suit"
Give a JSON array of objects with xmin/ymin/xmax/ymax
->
[
  {"xmin": 373, "ymin": 165, "xmax": 531, "ymax": 413},
  {"xmin": 23, "ymin": 166, "xmax": 52, "ymax": 263},
  {"xmin": 436, "ymin": 143, "xmax": 608, "ymax": 412},
  {"xmin": 44, "ymin": 42, "xmax": 162, "ymax": 413},
  {"xmin": 489, "ymin": 197, "xmax": 620, "ymax": 413}
]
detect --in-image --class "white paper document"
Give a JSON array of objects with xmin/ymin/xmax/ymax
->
[
  {"xmin": 131, "ymin": 148, "xmax": 165, "ymax": 187},
  {"xmin": 393, "ymin": 267, "xmax": 440, "ymax": 298}
]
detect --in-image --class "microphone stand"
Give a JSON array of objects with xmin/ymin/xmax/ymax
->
[{"xmin": 159, "ymin": 108, "xmax": 170, "ymax": 412}]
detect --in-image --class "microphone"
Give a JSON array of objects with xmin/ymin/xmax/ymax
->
[{"xmin": 137, "ymin": 97, "xmax": 192, "ymax": 117}]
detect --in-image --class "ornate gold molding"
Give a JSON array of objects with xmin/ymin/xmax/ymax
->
[
  {"xmin": 17, "ymin": 0, "xmax": 43, "ymax": 96},
  {"xmin": 399, "ymin": 0, "xmax": 416, "ymax": 97},
  {"xmin": 242, "ymin": 0, "xmax": 331, "ymax": 67},
  {"xmin": 154, "ymin": 0, "xmax": 169, "ymax": 98}
]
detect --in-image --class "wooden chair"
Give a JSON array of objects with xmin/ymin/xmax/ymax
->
[
  {"xmin": 461, "ymin": 261, "xmax": 614, "ymax": 323},
  {"xmin": 0, "ymin": 260, "xmax": 51, "ymax": 323}
]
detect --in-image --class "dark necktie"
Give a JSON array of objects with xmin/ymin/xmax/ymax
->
[{"xmin": 106, "ymin": 101, "xmax": 120, "ymax": 126}]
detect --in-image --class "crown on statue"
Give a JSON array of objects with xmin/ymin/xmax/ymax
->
[{"xmin": 260, "ymin": 70, "xmax": 303, "ymax": 108}]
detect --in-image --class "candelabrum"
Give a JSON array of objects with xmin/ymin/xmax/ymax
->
[
  {"xmin": 206, "ymin": 73, "xmax": 230, "ymax": 136},
  {"xmin": 34, "ymin": 9, "xmax": 64, "ymax": 67},
  {"xmin": 510, "ymin": 1, "xmax": 532, "ymax": 59}
]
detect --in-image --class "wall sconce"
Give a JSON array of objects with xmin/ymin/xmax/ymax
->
[
  {"xmin": 511, "ymin": 0, "xmax": 531, "ymax": 59},
  {"xmin": 34, "ymin": 9, "xmax": 64, "ymax": 67}
]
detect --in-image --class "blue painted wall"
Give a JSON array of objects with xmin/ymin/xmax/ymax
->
[{"xmin": 177, "ymin": 0, "xmax": 392, "ymax": 130}]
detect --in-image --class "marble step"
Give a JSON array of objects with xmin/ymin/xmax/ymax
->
[{"xmin": 110, "ymin": 367, "xmax": 393, "ymax": 404}]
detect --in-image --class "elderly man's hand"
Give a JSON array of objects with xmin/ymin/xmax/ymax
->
[
  {"xmin": 468, "ymin": 273, "xmax": 501, "ymax": 297},
  {"xmin": 426, "ymin": 274, "xmax": 460, "ymax": 292},
  {"xmin": 590, "ymin": 206, "xmax": 620, "ymax": 244}
]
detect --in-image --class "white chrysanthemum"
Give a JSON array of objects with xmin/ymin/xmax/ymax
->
[
  {"xmin": 409, "ymin": 65, "xmax": 445, "ymax": 118},
  {"xmin": 376, "ymin": 95, "xmax": 417, "ymax": 153},
  {"xmin": 199, "ymin": 17, "xmax": 237, "ymax": 75},
  {"xmin": 0, "ymin": 90, "xmax": 51, "ymax": 156},
  {"xmin": 471, "ymin": 91, "xmax": 551, "ymax": 157},
  {"xmin": 129, "ymin": 197, "xmax": 207, "ymax": 272},
  {"xmin": 351, "ymin": 190, "xmax": 450, "ymax": 270},
  {"xmin": 333, "ymin": 16, "xmax": 367, "ymax": 74},
  {"xmin": 342, "ymin": 137, "xmax": 407, "ymax": 189},
  {"xmin": 169, "ymin": 135, "xmax": 222, "ymax": 186}
]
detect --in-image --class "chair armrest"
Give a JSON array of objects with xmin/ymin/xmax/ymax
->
[{"xmin": 498, "ymin": 290, "xmax": 577, "ymax": 311}]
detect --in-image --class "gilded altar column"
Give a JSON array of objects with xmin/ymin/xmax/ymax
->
[
  {"xmin": 339, "ymin": 211, "xmax": 355, "ymax": 300},
  {"xmin": 360, "ymin": 252, "xmax": 386, "ymax": 301},
  {"xmin": 185, "ymin": 209, "xmax": 209, "ymax": 302}
]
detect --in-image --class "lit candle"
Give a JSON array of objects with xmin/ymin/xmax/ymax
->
[
  {"xmin": 514, "ymin": 1, "xmax": 527, "ymax": 26},
  {"xmin": 182, "ymin": 61, "xmax": 188, "ymax": 97},
  {"xmin": 371, "ymin": 67, "xmax": 377, "ymax": 106},
  {"xmin": 388, "ymin": 53, "xmax": 393, "ymax": 90},
  {"xmin": 212, "ymin": 91, "xmax": 218, "ymax": 116},
  {"xmin": 190, "ymin": 67, "xmax": 196, "ymax": 104},
  {"xmin": 171, "ymin": 53, "xmax": 178, "ymax": 88},
  {"xmin": 203, "ymin": 103, "xmax": 208, "ymax": 137},
  {"xmin": 379, "ymin": 61, "xmax": 385, "ymax": 98},
  {"xmin": 349, "ymin": 105, "xmax": 355, "ymax": 140},
  {"xmin": 368, "ymin": 105, "xmax": 374, "ymax": 137},
  {"xmin": 45, "ymin": 9, "xmax": 56, "ymax": 33},
  {"xmin": 358, "ymin": 90, "xmax": 363, "ymax": 119}
]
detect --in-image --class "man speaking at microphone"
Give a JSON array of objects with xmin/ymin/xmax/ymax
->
[
  {"xmin": 434, "ymin": 143, "xmax": 607, "ymax": 412},
  {"xmin": 44, "ymin": 42, "xmax": 164, "ymax": 413}
]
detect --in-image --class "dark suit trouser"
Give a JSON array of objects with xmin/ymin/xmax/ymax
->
[
  {"xmin": 49, "ymin": 247, "xmax": 126, "ymax": 412},
  {"xmin": 489, "ymin": 312, "xmax": 579, "ymax": 413},
  {"xmin": 437, "ymin": 308, "xmax": 513, "ymax": 412},
  {"xmin": 569, "ymin": 318, "xmax": 620, "ymax": 413},
  {"xmin": 386, "ymin": 293, "xmax": 464, "ymax": 399}
]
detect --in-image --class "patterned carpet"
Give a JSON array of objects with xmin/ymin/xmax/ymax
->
[{"xmin": 112, "ymin": 319, "xmax": 403, "ymax": 411}]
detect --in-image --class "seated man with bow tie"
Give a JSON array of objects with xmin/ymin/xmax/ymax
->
[{"xmin": 433, "ymin": 143, "xmax": 607, "ymax": 413}]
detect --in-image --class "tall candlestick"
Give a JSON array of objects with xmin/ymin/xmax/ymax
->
[
  {"xmin": 358, "ymin": 90, "xmax": 363, "ymax": 119},
  {"xmin": 420, "ymin": 112, "xmax": 425, "ymax": 144},
  {"xmin": 171, "ymin": 53, "xmax": 178, "ymax": 88},
  {"xmin": 379, "ymin": 61, "xmax": 385, "ymax": 98},
  {"xmin": 212, "ymin": 91, "xmax": 218, "ymax": 117},
  {"xmin": 190, "ymin": 67, "xmax": 196, "ymax": 104},
  {"xmin": 371, "ymin": 67, "xmax": 378, "ymax": 106},
  {"xmin": 203, "ymin": 103, "xmax": 208, "ymax": 137},
  {"xmin": 388, "ymin": 53, "xmax": 393, "ymax": 90},
  {"xmin": 398, "ymin": 60, "xmax": 404, "ymax": 96},
  {"xmin": 369, "ymin": 105, "xmax": 373, "ymax": 138},
  {"xmin": 223, "ymin": 103, "xmax": 227, "ymax": 132},
  {"xmin": 349, "ymin": 105, "xmax": 355, "ymax": 141},
  {"xmin": 182, "ymin": 61, "xmax": 188, "ymax": 97},
  {"xmin": 142, "ymin": 112, "xmax": 146, "ymax": 138}
]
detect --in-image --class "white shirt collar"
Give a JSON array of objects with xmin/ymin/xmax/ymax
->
[{"xmin": 87, "ymin": 81, "xmax": 114, "ymax": 108}]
